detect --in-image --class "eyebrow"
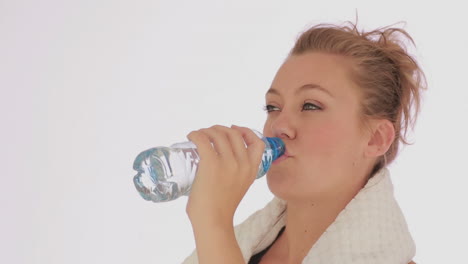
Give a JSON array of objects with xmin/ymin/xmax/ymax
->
[{"xmin": 266, "ymin": 84, "xmax": 334, "ymax": 98}]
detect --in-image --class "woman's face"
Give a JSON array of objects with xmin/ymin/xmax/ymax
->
[{"xmin": 263, "ymin": 52, "xmax": 371, "ymax": 202}]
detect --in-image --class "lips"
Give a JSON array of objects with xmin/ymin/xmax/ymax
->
[{"xmin": 272, "ymin": 151, "xmax": 292, "ymax": 164}]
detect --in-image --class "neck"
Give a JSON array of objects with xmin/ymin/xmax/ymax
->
[{"xmin": 281, "ymin": 174, "xmax": 368, "ymax": 263}]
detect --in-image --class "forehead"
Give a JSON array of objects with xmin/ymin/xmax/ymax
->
[{"xmin": 268, "ymin": 52, "xmax": 357, "ymax": 99}]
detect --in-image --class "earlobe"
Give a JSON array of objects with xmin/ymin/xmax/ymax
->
[{"xmin": 364, "ymin": 119, "xmax": 395, "ymax": 158}]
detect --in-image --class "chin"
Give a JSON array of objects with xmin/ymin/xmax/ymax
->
[
  {"xmin": 266, "ymin": 168, "xmax": 333, "ymax": 202},
  {"xmin": 266, "ymin": 170, "xmax": 295, "ymax": 200}
]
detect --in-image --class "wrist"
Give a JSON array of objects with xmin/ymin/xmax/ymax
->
[
  {"xmin": 190, "ymin": 213, "xmax": 234, "ymax": 231},
  {"xmin": 191, "ymin": 220, "xmax": 244, "ymax": 264}
]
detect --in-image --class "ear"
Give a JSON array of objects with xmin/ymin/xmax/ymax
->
[{"xmin": 364, "ymin": 119, "xmax": 395, "ymax": 158}]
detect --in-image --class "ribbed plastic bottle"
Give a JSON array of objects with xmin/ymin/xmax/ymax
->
[{"xmin": 132, "ymin": 130, "xmax": 285, "ymax": 202}]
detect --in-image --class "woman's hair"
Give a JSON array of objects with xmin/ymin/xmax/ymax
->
[{"xmin": 289, "ymin": 21, "xmax": 427, "ymax": 177}]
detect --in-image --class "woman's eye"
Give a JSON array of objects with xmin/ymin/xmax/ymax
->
[
  {"xmin": 263, "ymin": 105, "xmax": 279, "ymax": 112},
  {"xmin": 263, "ymin": 103, "xmax": 321, "ymax": 113},
  {"xmin": 302, "ymin": 102, "xmax": 321, "ymax": 111}
]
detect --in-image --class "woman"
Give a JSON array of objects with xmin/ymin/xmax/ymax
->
[{"xmin": 182, "ymin": 21, "xmax": 425, "ymax": 264}]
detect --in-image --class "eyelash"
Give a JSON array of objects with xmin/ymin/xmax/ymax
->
[{"xmin": 262, "ymin": 102, "xmax": 322, "ymax": 113}]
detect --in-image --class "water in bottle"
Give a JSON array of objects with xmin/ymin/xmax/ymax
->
[{"xmin": 132, "ymin": 130, "xmax": 285, "ymax": 202}]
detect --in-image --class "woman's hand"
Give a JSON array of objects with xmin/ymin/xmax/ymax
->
[{"xmin": 185, "ymin": 125, "xmax": 265, "ymax": 228}]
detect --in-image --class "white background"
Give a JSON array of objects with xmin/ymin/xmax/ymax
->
[{"xmin": 1, "ymin": 0, "xmax": 467, "ymax": 263}]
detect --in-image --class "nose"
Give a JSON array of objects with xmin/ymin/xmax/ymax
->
[{"xmin": 266, "ymin": 111, "xmax": 296, "ymax": 140}]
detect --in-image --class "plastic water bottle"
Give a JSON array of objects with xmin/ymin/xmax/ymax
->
[{"xmin": 132, "ymin": 130, "xmax": 285, "ymax": 203}]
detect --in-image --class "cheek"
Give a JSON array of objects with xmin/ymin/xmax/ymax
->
[{"xmin": 302, "ymin": 120, "xmax": 360, "ymax": 158}]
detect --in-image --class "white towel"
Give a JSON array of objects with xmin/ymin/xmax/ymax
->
[{"xmin": 182, "ymin": 167, "xmax": 415, "ymax": 263}]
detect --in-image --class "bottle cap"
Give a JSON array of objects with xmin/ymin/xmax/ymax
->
[
  {"xmin": 250, "ymin": 129, "xmax": 285, "ymax": 161},
  {"xmin": 265, "ymin": 137, "xmax": 285, "ymax": 161}
]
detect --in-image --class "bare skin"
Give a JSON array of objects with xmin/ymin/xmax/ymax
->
[{"xmin": 186, "ymin": 52, "xmax": 412, "ymax": 264}]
